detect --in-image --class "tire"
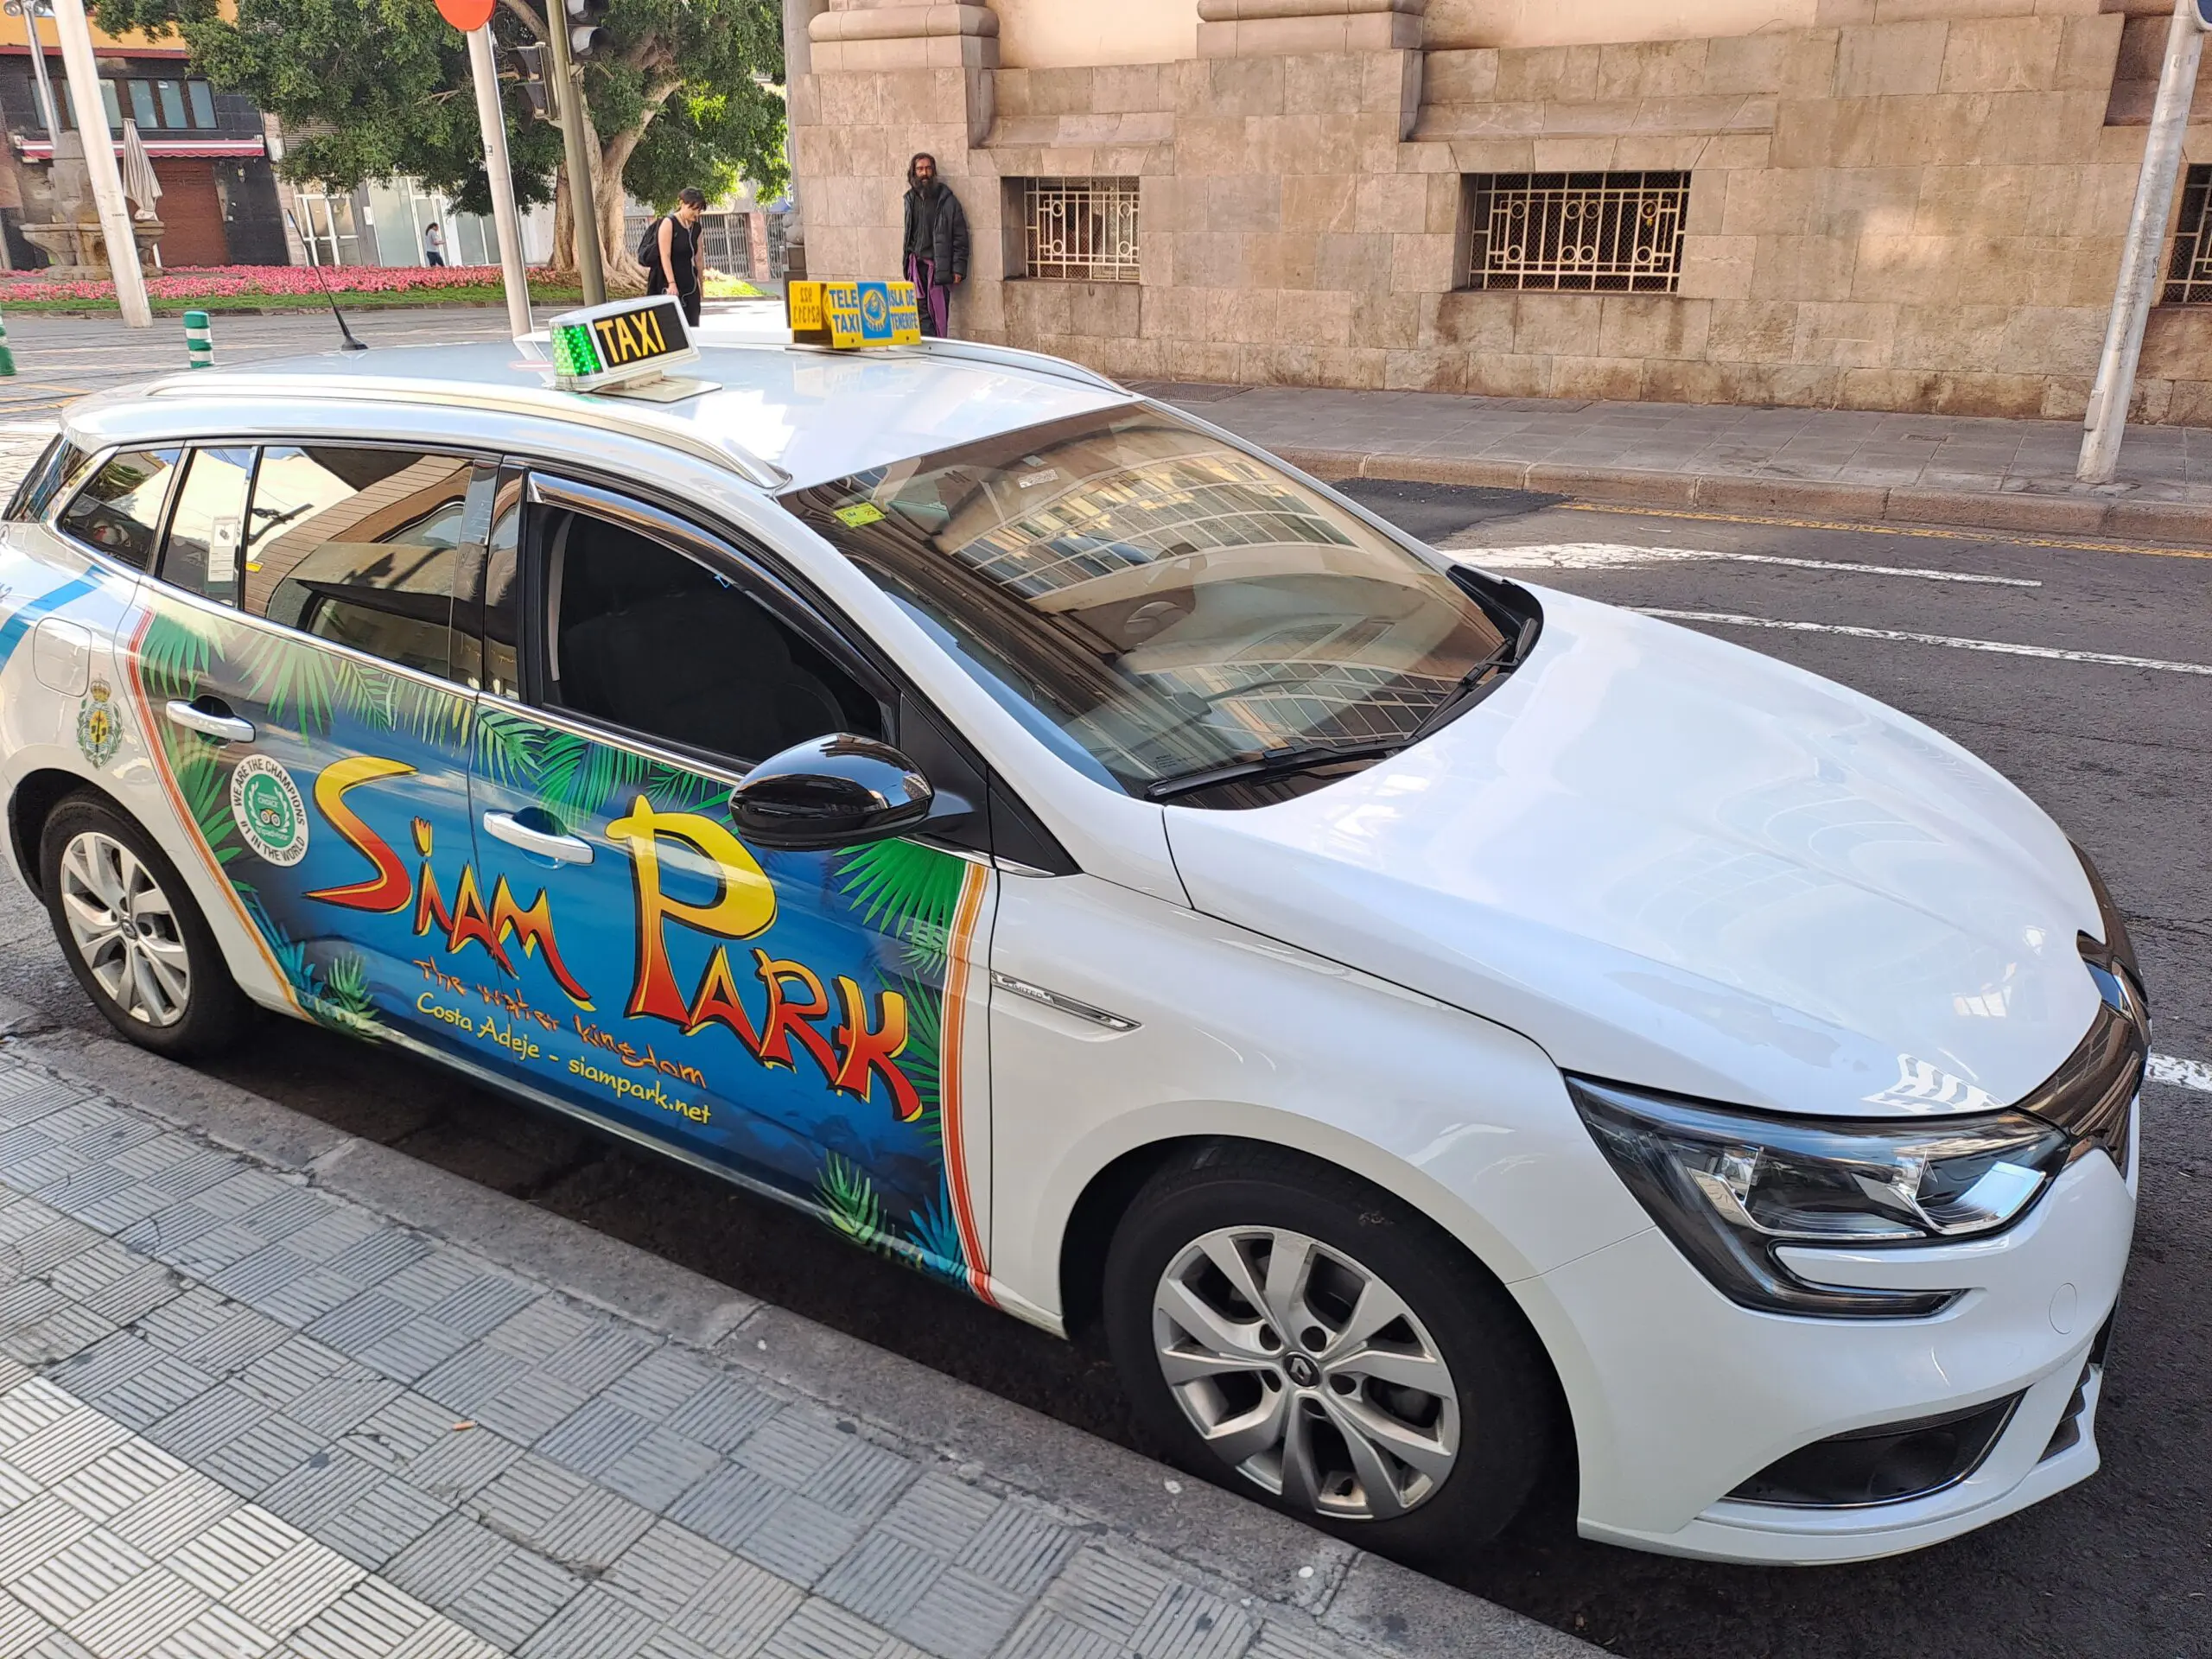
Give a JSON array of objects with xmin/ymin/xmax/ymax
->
[
  {"xmin": 1103, "ymin": 1141, "xmax": 1554, "ymax": 1564},
  {"xmin": 39, "ymin": 791, "xmax": 252, "ymax": 1060}
]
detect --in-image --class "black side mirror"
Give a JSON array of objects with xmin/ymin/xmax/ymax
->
[{"xmin": 729, "ymin": 734, "xmax": 964, "ymax": 850}]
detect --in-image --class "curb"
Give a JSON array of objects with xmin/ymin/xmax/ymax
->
[
  {"xmin": 1268, "ymin": 446, "xmax": 2212, "ymax": 545},
  {"xmin": 0, "ymin": 990, "xmax": 1603, "ymax": 1659}
]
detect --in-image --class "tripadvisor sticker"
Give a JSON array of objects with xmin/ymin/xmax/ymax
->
[{"xmin": 230, "ymin": 754, "xmax": 309, "ymax": 867}]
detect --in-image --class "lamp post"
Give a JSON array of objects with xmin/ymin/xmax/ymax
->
[
  {"xmin": 48, "ymin": 0, "xmax": 150, "ymax": 327},
  {"xmin": 2078, "ymin": 0, "xmax": 2212, "ymax": 484},
  {"xmin": 545, "ymin": 0, "xmax": 606, "ymax": 304},
  {"xmin": 3, "ymin": 0, "xmax": 61, "ymax": 143}
]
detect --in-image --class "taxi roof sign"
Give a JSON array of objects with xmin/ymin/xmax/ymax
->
[
  {"xmin": 548, "ymin": 296, "xmax": 699, "ymax": 392},
  {"xmin": 787, "ymin": 280, "xmax": 922, "ymax": 350}
]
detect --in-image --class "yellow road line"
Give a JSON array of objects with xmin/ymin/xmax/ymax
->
[{"xmin": 1561, "ymin": 501, "xmax": 2212, "ymax": 561}]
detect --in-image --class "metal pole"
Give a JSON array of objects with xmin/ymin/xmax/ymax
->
[
  {"xmin": 2079, "ymin": 0, "xmax": 2207, "ymax": 483},
  {"xmin": 49, "ymin": 0, "xmax": 149, "ymax": 327},
  {"xmin": 9, "ymin": 1, "xmax": 62, "ymax": 143},
  {"xmin": 467, "ymin": 23, "xmax": 535, "ymax": 340},
  {"xmin": 544, "ymin": 3, "xmax": 605, "ymax": 305}
]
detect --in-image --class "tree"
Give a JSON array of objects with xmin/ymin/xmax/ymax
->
[{"xmin": 92, "ymin": 0, "xmax": 785, "ymax": 283}]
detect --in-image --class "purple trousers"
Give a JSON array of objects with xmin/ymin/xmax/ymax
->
[{"xmin": 905, "ymin": 254, "xmax": 952, "ymax": 337}]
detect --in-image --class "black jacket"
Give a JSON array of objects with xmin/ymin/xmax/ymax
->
[{"xmin": 902, "ymin": 181, "xmax": 969, "ymax": 282}]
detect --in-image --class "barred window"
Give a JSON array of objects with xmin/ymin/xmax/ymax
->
[
  {"xmin": 1015, "ymin": 177, "xmax": 1141, "ymax": 283},
  {"xmin": 1465, "ymin": 171, "xmax": 1688, "ymax": 294},
  {"xmin": 2164, "ymin": 163, "xmax": 2212, "ymax": 304}
]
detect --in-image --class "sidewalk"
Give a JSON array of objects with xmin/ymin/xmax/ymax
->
[
  {"xmin": 1141, "ymin": 382, "xmax": 2212, "ymax": 544},
  {"xmin": 0, "ymin": 1000, "xmax": 1597, "ymax": 1659}
]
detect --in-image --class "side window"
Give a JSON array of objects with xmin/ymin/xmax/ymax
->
[
  {"xmin": 57, "ymin": 448, "xmax": 181, "ymax": 569},
  {"xmin": 159, "ymin": 446, "xmax": 255, "ymax": 607},
  {"xmin": 245, "ymin": 446, "xmax": 479, "ymax": 681},
  {"xmin": 5, "ymin": 436, "xmax": 91, "ymax": 522},
  {"xmin": 537, "ymin": 502, "xmax": 880, "ymax": 762}
]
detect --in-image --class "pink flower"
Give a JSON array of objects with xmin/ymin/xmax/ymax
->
[{"xmin": 0, "ymin": 262, "xmax": 556, "ymax": 305}]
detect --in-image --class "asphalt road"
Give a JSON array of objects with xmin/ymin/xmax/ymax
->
[{"xmin": 2, "ymin": 397, "xmax": 2208, "ymax": 1656}]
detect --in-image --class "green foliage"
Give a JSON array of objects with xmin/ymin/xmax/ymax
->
[
  {"xmin": 836, "ymin": 842, "xmax": 968, "ymax": 977},
  {"xmin": 174, "ymin": 751, "xmax": 247, "ymax": 872},
  {"xmin": 816, "ymin": 1154, "xmax": 885, "ymax": 1248},
  {"xmin": 90, "ymin": 0, "xmax": 786, "ymax": 227},
  {"xmin": 904, "ymin": 1191, "xmax": 969, "ymax": 1284},
  {"xmin": 509, "ymin": 723, "xmax": 722, "ymax": 825},
  {"xmin": 233, "ymin": 628, "xmax": 396, "ymax": 739},
  {"xmin": 891, "ymin": 972, "xmax": 941, "ymax": 1145},
  {"xmin": 138, "ymin": 609, "xmax": 226, "ymax": 701},
  {"xmin": 312, "ymin": 950, "xmax": 383, "ymax": 1035}
]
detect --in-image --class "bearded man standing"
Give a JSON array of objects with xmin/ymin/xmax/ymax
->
[{"xmin": 902, "ymin": 152, "xmax": 969, "ymax": 337}]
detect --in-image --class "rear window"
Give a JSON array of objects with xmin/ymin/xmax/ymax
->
[
  {"xmin": 5, "ymin": 436, "xmax": 91, "ymax": 523},
  {"xmin": 57, "ymin": 448, "xmax": 182, "ymax": 570}
]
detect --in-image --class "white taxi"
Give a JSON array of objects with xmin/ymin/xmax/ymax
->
[{"xmin": 0, "ymin": 296, "xmax": 2141, "ymax": 1566}]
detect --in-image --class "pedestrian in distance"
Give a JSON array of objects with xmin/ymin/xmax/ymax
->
[
  {"xmin": 903, "ymin": 153, "xmax": 969, "ymax": 338},
  {"xmin": 423, "ymin": 220, "xmax": 445, "ymax": 268},
  {"xmin": 641, "ymin": 188, "xmax": 708, "ymax": 327}
]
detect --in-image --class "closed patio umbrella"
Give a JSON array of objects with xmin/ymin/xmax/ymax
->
[{"xmin": 121, "ymin": 118, "xmax": 162, "ymax": 220}]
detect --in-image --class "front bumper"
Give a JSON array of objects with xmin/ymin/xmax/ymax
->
[{"xmin": 1518, "ymin": 1134, "xmax": 2136, "ymax": 1565}]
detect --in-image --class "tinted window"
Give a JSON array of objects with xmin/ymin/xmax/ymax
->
[
  {"xmin": 784, "ymin": 407, "xmax": 1507, "ymax": 798},
  {"xmin": 542, "ymin": 505, "xmax": 877, "ymax": 761},
  {"xmin": 5, "ymin": 437, "xmax": 91, "ymax": 522},
  {"xmin": 246, "ymin": 446, "xmax": 474, "ymax": 680},
  {"xmin": 58, "ymin": 448, "xmax": 181, "ymax": 569},
  {"xmin": 160, "ymin": 446, "xmax": 254, "ymax": 607}
]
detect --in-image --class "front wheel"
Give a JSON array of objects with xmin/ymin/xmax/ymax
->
[
  {"xmin": 1103, "ymin": 1143, "xmax": 1554, "ymax": 1563},
  {"xmin": 40, "ymin": 792, "xmax": 251, "ymax": 1059}
]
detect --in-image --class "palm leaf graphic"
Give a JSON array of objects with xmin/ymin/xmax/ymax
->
[
  {"xmin": 234, "ymin": 629, "xmax": 396, "ymax": 737},
  {"xmin": 471, "ymin": 706, "xmax": 537, "ymax": 790},
  {"xmin": 904, "ymin": 1191, "xmax": 969, "ymax": 1283},
  {"xmin": 889, "ymin": 973, "xmax": 943, "ymax": 1145},
  {"xmin": 816, "ymin": 1154, "xmax": 886, "ymax": 1248},
  {"xmin": 312, "ymin": 950, "xmax": 383, "ymax": 1036},
  {"xmin": 137, "ymin": 608, "xmax": 228, "ymax": 700},
  {"xmin": 518, "ymin": 724, "xmax": 724, "ymax": 823},
  {"xmin": 836, "ymin": 842, "xmax": 966, "ymax": 976},
  {"xmin": 397, "ymin": 680, "xmax": 471, "ymax": 751},
  {"xmin": 174, "ymin": 752, "xmax": 247, "ymax": 870}
]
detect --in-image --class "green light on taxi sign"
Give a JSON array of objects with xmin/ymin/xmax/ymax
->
[
  {"xmin": 545, "ymin": 296, "xmax": 698, "ymax": 392},
  {"xmin": 550, "ymin": 321, "xmax": 604, "ymax": 381}
]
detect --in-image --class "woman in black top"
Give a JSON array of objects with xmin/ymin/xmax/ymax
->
[{"xmin": 645, "ymin": 187, "xmax": 708, "ymax": 325}]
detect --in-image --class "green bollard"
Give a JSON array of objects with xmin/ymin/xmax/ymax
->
[
  {"xmin": 0, "ymin": 310, "xmax": 15, "ymax": 378},
  {"xmin": 184, "ymin": 309, "xmax": 213, "ymax": 370}
]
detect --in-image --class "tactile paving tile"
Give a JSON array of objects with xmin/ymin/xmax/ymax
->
[{"xmin": 0, "ymin": 1052, "xmax": 1396, "ymax": 1659}]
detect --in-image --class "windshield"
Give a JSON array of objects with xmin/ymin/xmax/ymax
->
[{"xmin": 783, "ymin": 405, "xmax": 1513, "ymax": 804}]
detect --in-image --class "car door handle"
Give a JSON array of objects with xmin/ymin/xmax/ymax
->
[
  {"xmin": 164, "ymin": 700, "xmax": 256, "ymax": 744},
  {"xmin": 482, "ymin": 810, "xmax": 595, "ymax": 865}
]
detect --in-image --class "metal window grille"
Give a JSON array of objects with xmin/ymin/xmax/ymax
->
[
  {"xmin": 1465, "ymin": 171, "xmax": 1689, "ymax": 294},
  {"xmin": 1020, "ymin": 177, "xmax": 1141, "ymax": 282},
  {"xmin": 2164, "ymin": 164, "xmax": 2212, "ymax": 304}
]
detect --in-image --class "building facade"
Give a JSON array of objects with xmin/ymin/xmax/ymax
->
[
  {"xmin": 1, "ymin": 19, "xmax": 288, "ymax": 270},
  {"xmin": 789, "ymin": 0, "xmax": 2212, "ymax": 423}
]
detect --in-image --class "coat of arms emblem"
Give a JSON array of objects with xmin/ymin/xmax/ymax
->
[{"xmin": 76, "ymin": 680, "xmax": 123, "ymax": 767}]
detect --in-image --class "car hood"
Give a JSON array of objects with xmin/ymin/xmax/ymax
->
[{"xmin": 1164, "ymin": 588, "xmax": 2105, "ymax": 1118}]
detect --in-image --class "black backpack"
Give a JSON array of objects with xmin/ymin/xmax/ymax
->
[{"xmin": 636, "ymin": 214, "xmax": 664, "ymax": 272}]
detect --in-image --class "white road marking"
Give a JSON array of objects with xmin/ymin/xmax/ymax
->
[
  {"xmin": 2149, "ymin": 1053, "xmax": 2212, "ymax": 1094},
  {"xmin": 1637, "ymin": 608, "xmax": 2212, "ymax": 677},
  {"xmin": 1453, "ymin": 540, "xmax": 2040, "ymax": 587}
]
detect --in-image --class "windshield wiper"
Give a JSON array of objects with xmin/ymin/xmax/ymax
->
[
  {"xmin": 1408, "ymin": 613, "xmax": 1541, "ymax": 743},
  {"xmin": 1143, "ymin": 741, "xmax": 1402, "ymax": 802}
]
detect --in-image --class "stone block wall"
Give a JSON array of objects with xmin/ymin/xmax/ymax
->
[{"xmin": 789, "ymin": 2, "xmax": 2212, "ymax": 423}]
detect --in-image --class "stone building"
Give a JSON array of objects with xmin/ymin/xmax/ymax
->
[{"xmin": 787, "ymin": 0, "xmax": 2212, "ymax": 423}]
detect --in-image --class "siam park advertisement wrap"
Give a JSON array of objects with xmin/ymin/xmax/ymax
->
[{"xmin": 124, "ymin": 591, "xmax": 996, "ymax": 1300}]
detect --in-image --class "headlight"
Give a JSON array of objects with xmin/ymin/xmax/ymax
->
[{"xmin": 1569, "ymin": 1078, "xmax": 2074, "ymax": 1319}]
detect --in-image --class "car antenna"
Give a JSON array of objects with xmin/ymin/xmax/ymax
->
[{"xmin": 283, "ymin": 213, "xmax": 370, "ymax": 353}]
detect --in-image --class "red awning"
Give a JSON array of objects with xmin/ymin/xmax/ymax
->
[{"xmin": 13, "ymin": 137, "xmax": 266, "ymax": 160}]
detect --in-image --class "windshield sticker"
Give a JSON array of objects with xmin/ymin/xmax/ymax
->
[
  {"xmin": 230, "ymin": 754, "xmax": 309, "ymax": 867},
  {"xmin": 76, "ymin": 679, "xmax": 123, "ymax": 767},
  {"xmin": 124, "ymin": 595, "xmax": 999, "ymax": 1306},
  {"xmin": 833, "ymin": 501, "xmax": 886, "ymax": 529}
]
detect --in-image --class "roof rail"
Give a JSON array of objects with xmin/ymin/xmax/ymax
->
[
  {"xmin": 901, "ymin": 338, "xmax": 1127, "ymax": 396},
  {"xmin": 139, "ymin": 372, "xmax": 792, "ymax": 490}
]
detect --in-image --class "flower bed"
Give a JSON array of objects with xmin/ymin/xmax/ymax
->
[{"xmin": 0, "ymin": 263, "xmax": 555, "ymax": 305}]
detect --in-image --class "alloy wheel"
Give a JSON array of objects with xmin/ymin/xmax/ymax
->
[
  {"xmin": 58, "ymin": 830, "xmax": 191, "ymax": 1028},
  {"xmin": 1151, "ymin": 1225, "xmax": 1460, "ymax": 1520}
]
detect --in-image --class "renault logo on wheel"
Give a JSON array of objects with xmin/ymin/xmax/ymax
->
[{"xmin": 1285, "ymin": 1353, "xmax": 1320, "ymax": 1389}]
